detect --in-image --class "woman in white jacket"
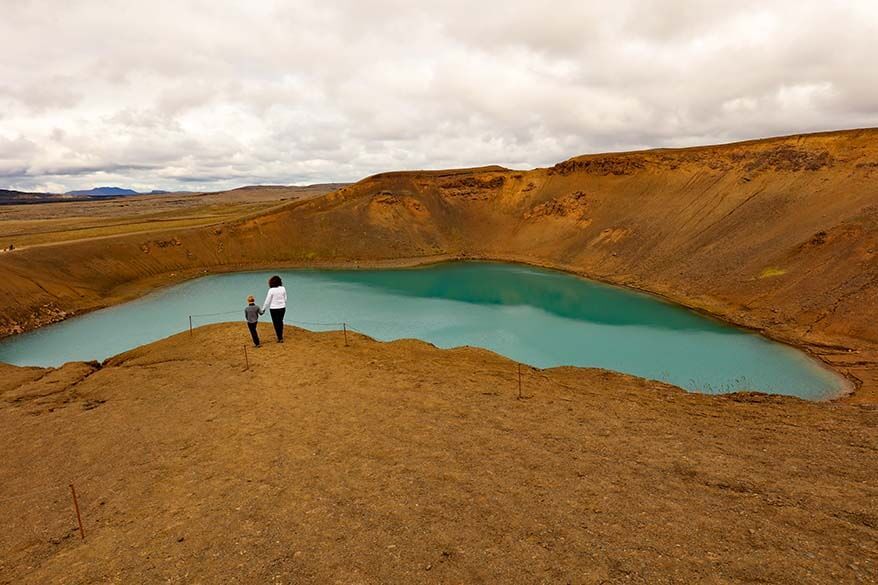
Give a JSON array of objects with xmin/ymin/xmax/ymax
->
[{"xmin": 262, "ymin": 275, "xmax": 287, "ymax": 343}]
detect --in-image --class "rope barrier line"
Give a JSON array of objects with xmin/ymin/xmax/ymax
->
[
  {"xmin": 4, "ymin": 301, "xmax": 598, "ymax": 545},
  {"xmin": 188, "ymin": 308, "xmax": 346, "ymax": 328},
  {"xmin": 0, "ymin": 377, "xmax": 539, "ymax": 508},
  {"xmin": 0, "ymin": 354, "xmax": 587, "ymax": 537},
  {"xmin": 473, "ymin": 363, "xmax": 589, "ymax": 398},
  {"xmin": 190, "ymin": 309, "xmax": 245, "ymax": 318},
  {"xmin": 0, "ymin": 425, "xmax": 210, "ymax": 528},
  {"xmin": 185, "ymin": 308, "xmax": 589, "ymax": 396},
  {"xmin": 186, "ymin": 309, "xmax": 583, "ymax": 393}
]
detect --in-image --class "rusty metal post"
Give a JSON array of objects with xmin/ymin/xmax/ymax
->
[
  {"xmin": 343, "ymin": 323, "xmax": 349, "ymax": 347},
  {"xmin": 189, "ymin": 315, "xmax": 193, "ymax": 336},
  {"xmin": 69, "ymin": 484, "xmax": 84, "ymax": 540}
]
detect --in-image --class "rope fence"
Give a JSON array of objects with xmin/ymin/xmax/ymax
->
[
  {"xmin": 189, "ymin": 309, "xmax": 241, "ymax": 319},
  {"xmin": 0, "ymin": 363, "xmax": 580, "ymax": 548},
  {"xmin": 1, "ymin": 314, "xmax": 588, "ymax": 551},
  {"xmin": 187, "ymin": 307, "xmax": 352, "ymax": 346},
  {"xmin": 184, "ymin": 306, "xmax": 584, "ymax": 398},
  {"xmin": 0, "ymin": 481, "xmax": 91, "ymax": 541},
  {"xmin": 0, "ymin": 390, "xmax": 248, "ymax": 545},
  {"xmin": 187, "ymin": 307, "xmax": 590, "ymax": 405}
]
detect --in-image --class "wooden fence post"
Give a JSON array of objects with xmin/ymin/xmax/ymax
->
[
  {"xmin": 517, "ymin": 363, "xmax": 522, "ymax": 400},
  {"xmin": 69, "ymin": 484, "xmax": 84, "ymax": 540}
]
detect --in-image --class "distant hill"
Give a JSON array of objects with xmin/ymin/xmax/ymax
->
[
  {"xmin": 0, "ymin": 184, "xmax": 345, "ymax": 205},
  {"xmin": 66, "ymin": 186, "xmax": 139, "ymax": 197},
  {"xmin": 0, "ymin": 188, "xmax": 49, "ymax": 199},
  {"xmin": 1, "ymin": 186, "xmax": 151, "ymax": 205},
  {"xmin": 0, "ymin": 189, "xmax": 69, "ymax": 205}
]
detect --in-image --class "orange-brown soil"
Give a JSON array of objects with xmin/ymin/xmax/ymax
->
[
  {"xmin": 1, "ymin": 324, "xmax": 876, "ymax": 584},
  {"xmin": 1, "ymin": 129, "xmax": 877, "ymax": 401}
]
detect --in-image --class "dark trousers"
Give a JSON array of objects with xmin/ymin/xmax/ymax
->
[
  {"xmin": 247, "ymin": 322, "xmax": 260, "ymax": 346},
  {"xmin": 269, "ymin": 308, "xmax": 286, "ymax": 340}
]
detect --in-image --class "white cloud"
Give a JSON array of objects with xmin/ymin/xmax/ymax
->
[{"xmin": 0, "ymin": 0, "xmax": 876, "ymax": 192}]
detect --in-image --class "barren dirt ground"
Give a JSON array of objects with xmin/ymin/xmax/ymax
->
[{"xmin": 1, "ymin": 324, "xmax": 875, "ymax": 584}]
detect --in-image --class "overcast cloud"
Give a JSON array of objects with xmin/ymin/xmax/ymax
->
[{"xmin": 1, "ymin": 0, "xmax": 877, "ymax": 192}]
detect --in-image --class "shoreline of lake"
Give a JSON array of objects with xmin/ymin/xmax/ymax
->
[{"xmin": 0, "ymin": 261, "xmax": 850, "ymax": 401}]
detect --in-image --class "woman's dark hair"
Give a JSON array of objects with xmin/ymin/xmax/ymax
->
[{"xmin": 268, "ymin": 275, "xmax": 282, "ymax": 288}]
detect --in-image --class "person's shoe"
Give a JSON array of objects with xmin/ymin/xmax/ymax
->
[
  {"xmin": 254, "ymin": 344, "xmax": 261, "ymax": 348},
  {"xmin": 278, "ymin": 339, "xmax": 284, "ymax": 344}
]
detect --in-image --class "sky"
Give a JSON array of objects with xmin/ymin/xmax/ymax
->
[{"xmin": 1, "ymin": 0, "xmax": 877, "ymax": 193}]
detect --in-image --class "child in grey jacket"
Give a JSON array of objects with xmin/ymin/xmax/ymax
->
[{"xmin": 244, "ymin": 295, "xmax": 264, "ymax": 347}]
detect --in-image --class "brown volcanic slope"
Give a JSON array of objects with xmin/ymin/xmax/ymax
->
[
  {"xmin": 1, "ymin": 129, "xmax": 877, "ymax": 398},
  {"xmin": 1, "ymin": 324, "xmax": 876, "ymax": 584}
]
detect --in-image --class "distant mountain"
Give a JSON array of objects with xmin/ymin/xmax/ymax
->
[
  {"xmin": 0, "ymin": 186, "xmax": 189, "ymax": 204},
  {"xmin": 66, "ymin": 186, "xmax": 139, "ymax": 196}
]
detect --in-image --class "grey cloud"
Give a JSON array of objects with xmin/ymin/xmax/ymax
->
[
  {"xmin": 16, "ymin": 162, "xmax": 164, "ymax": 178},
  {"xmin": 0, "ymin": 165, "xmax": 30, "ymax": 178},
  {"xmin": 1, "ymin": 0, "xmax": 877, "ymax": 193},
  {"xmin": 0, "ymin": 79, "xmax": 83, "ymax": 113}
]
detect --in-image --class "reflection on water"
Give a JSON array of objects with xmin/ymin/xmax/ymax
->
[
  {"xmin": 317, "ymin": 264, "xmax": 733, "ymax": 333},
  {"xmin": 0, "ymin": 262, "xmax": 845, "ymax": 399}
]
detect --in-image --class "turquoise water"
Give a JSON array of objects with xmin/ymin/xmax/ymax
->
[{"xmin": 0, "ymin": 262, "xmax": 845, "ymax": 399}]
